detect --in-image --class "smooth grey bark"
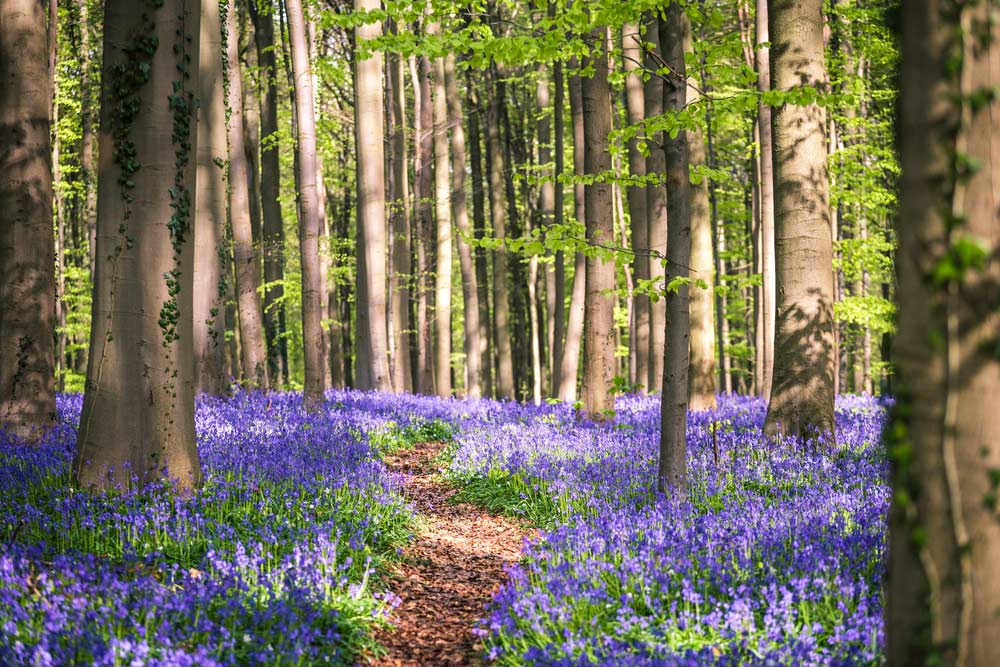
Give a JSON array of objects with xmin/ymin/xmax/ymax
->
[
  {"xmin": 643, "ymin": 14, "xmax": 667, "ymax": 392},
  {"xmin": 431, "ymin": 51, "xmax": 453, "ymax": 397},
  {"xmin": 387, "ymin": 49, "xmax": 413, "ymax": 393},
  {"xmin": 556, "ymin": 60, "xmax": 587, "ymax": 403},
  {"xmin": 485, "ymin": 75, "xmax": 516, "ymax": 399},
  {"xmin": 351, "ymin": 0, "xmax": 392, "ymax": 393},
  {"xmin": 226, "ymin": 0, "xmax": 268, "ymax": 389},
  {"xmin": 623, "ymin": 20, "xmax": 650, "ymax": 392},
  {"xmin": 658, "ymin": 4, "xmax": 693, "ymax": 493},
  {"xmin": 412, "ymin": 55, "xmax": 434, "ymax": 394},
  {"xmin": 550, "ymin": 57, "xmax": 566, "ymax": 396},
  {"xmin": 445, "ymin": 55, "xmax": 482, "ymax": 398},
  {"xmin": 0, "ymin": 0, "xmax": 56, "ymax": 439},
  {"xmin": 756, "ymin": 0, "xmax": 776, "ymax": 399},
  {"xmin": 75, "ymin": 0, "xmax": 202, "ymax": 490},
  {"xmin": 285, "ymin": 0, "xmax": 326, "ymax": 405},
  {"xmin": 249, "ymin": 1, "xmax": 288, "ymax": 386},
  {"xmin": 467, "ymin": 83, "xmax": 494, "ymax": 397},
  {"xmin": 762, "ymin": 0, "xmax": 836, "ymax": 442},
  {"xmin": 193, "ymin": 0, "xmax": 229, "ymax": 394},
  {"xmin": 889, "ymin": 2, "xmax": 1000, "ymax": 665}
]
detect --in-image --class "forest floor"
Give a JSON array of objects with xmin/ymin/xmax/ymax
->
[{"xmin": 369, "ymin": 440, "xmax": 530, "ymax": 666}]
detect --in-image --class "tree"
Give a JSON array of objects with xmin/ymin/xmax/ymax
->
[
  {"xmin": 580, "ymin": 27, "xmax": 615, "ymax": 419},
  {"xmin": 74, "ymin": 0, "xmax": 202, "ymax": 490},
  {"xmin": 0, "ymin": 0, "xmax": 56, "ymax": 440},
  {"xmin": 193, "ymin": 0, "xmax": 229, "ymax": 394},
  {"xmin": 226, "ymin": 0, "xmax": 268, "ymax": 388},
  {"xmin": 659, "ymin": 3, "xmax": 692, "ymax": 492},
  {"xmin": 431, "ymin": 50, "xmax": 452, "ymax": 397},
  {"xmin": 387, "ymin": 43, "xmax": 413, "ymax": 393},
  {"xmin": 351, "ymin": 0, "xmax": 392, "ymax": 392},
  {"xmin": 285, "ymin": 0, "xmax": 327, "ymax": 405},
  {"xmin": 762, "ymin": 0, "xmax": 836, "ymax": 441},
  {"xmin": 445, "ymin": 54, "xmax": 483, "ymax": 398},
  {"xmin": 756, "ymin": 0, "xmax": 776, "ymax": 399},
  {"xmin": 888, "ymin": 1, "xmax": 1000, "ymax": 664},
  {"xmin": 249, "ymin": 0, "xmax": 289, "ymax": 386},
  {"xmin": 623, "ymin": 20, "xmax": 650, "ymax": 392},
  {"xmin": 644, "ymin": 14, "xmax": 667, "ymax": 392}
]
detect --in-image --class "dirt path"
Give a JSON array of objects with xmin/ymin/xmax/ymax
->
[{"xmin": 369, "ymin": 440, "xmax": 528, "ymax": 666}]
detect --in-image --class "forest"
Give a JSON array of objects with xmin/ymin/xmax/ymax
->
[{"xmin": 0, "ymin": 0, "xmax": 998, "ymax": 664}]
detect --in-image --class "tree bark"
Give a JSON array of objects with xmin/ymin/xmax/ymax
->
[
  {"xmin": 240, "ymin": 10, "xmax": 263, "ymax": 250},
  {"xmin": 888, "ymin": 2, "xmax": 1000, "ymax": 664},
  {"xmin": 644, "ymin": 14, "xmax": 667, "ymax": 393},
  {"xmin": 686, "ymin": 59, "xmax": 717, "ymax": 411},
  {"xmin": 556, "ymin": 60, "xmax": 587, "ymax": 403},
  {"xmin": 387, "ymin": 48, "xmax": 413, "ymax": 393},
  {"xmin": 550, "ymin": 56, "xmax": 566, "ymax": 396},
  {"xmin": 658, "ymin": 5, "xmax": 692, "ymax": 493},
  {"xmin": 226, "ymin": 0, "xmax": 268, "ymax": 389},
  {"xmin": 250, "ymin": 1, "xmax": 287, "ymax": 387},
  {"xmin": 0, "ymin": 0, "xmax": 56, "ymax": 439},
  {"xmin": 485, "ymin": 75, "xmax": 516, "ymax": 399},
  {"xmin": 285, "ymin": 0, "xmax": 326, "ymax": 404},
  {"xmin": 579, "ymin": 29, "xmax": 616, "ymax": 418},
  {"xmin": 431, "ymin": 51, "xmax": 452, "ymax": 397},
  {"xmin": 623, "ymin": 20, "xmax": 650, "ymax": 392},
  {"xmin": 762, "ymin": 0, "xmax": 836, "ymax": 442},
  {"xmin": 757, "ymin": 0, "xmax": 777, "ymax": 399},
  {"xmin": 412, "ymin": 54, "xmax": 435, "ymax": 394},
  {"xmin": 445, "ymin": 55, "xmax": 482, "ymax": 397},
  {"xmin": 467, "ymin": 83, "xmax": 494, "ymax": 397},
  {"xmin": 74, "ymin": 0, "xmax": 201, "ymax": 489},
  {"xmin": 193, "ymin": 0, "xmax": 229, "ymax": 394}
]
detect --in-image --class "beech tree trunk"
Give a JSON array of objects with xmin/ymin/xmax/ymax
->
[
  {"xmin": 351, "ymin": 0, "xmax": 392, "ymax": 393},
  {"xmin": 581, "ymin": 27, "xmax": 615, "ymax": 419},
  {"xmin": 762, "ymin": 0, "xmax": 836, "ymax": 442},
  {"xmin": 756, "ymin": 0, "xmax": 777, "ymax": 399},
  {"xmin": 387, "ymin": 49, "xmax": 413, "ymax": 393},
  {"xmin": 486, "ymin": 75, "xmax": 516, "ymax": 399},
  {"xmin": 467, "ymin": 83, "xmax": 494, "ymax": 397},
  {"xmin": 888, "ymin": 2, "xmax": 1000, "ymax": 664},
  {"xmin": 431, "ymin": 52, "xmax": 452, "ymax": 397},
  {"xmin": 226, "ymin": 0, "xmax": 268, "ymax": 389},
  {"xmin": 623, "ymin": 20, "xmax": 650, "ymax": 392},
  {"xmin": 0, "ymin": 0, "xmax": 56, "ymax": 440},
  {"xmin": 75, "ymin": 0, "xmax": 202, "ymax": 490},
  {"xmin": 285, "ymin": 0, "xmax": 326, "ymax": 405},
  {"xmin": 445, "ymin": 55, "xmax": 482, "ymax": 397},
  {"xmin": 658, "ymin": 4, "xmax": 692, "ymax": 493},
  {"xmin": 193, "ymin": 0, "xmax": 229, "ymax": 394},
  {"xmin": 536, "ymin": 67, "xmax": 554, "ymax": 399},
  {"xmin": 556, "ymin": 60, "xmax": 587, "ymax": 403},
  {"xmin": 686, "ymin": 64, "xmax": 717, "ymax": 411},
  {"xmin": 250, "ymin": 1, "xmax": 288, "ymax": 387},
  {"xmin": 644, "ymin": 14, "xmax": 667, "ymax": 392},
  {"xmin": 413, "ymin": 55, "xmax": 435, "ymax": 394},
  {"xmin": 550, "ymin": 58, "xmax": 566, "ymax": 396}
]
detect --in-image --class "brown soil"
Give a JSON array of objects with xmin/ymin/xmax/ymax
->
[{"xmin": 368, "ymin": 440, "xmax": 528, "ymax": 667}]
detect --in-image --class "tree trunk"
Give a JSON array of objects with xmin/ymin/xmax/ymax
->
[
  {"xmin": 485, "ymin": 76, "xmax": 516, "ymax": 399},
  {"xmin": 446, "ymin": 55, "xmax": 482, "ymax": 397},
  {"xmin": 74, "ymin": 0, "xmax": 201, "ymax": 489},
  {"xmin": 349, "ymin": 0, "xmax": 391, "ymax": 393},
  {"xmin": 623, "ymin": 20, "xmax": 650, "ymax": 392},
  {"xmin": 658, "ymin": 5, "xmax": 692, "ymax": 492},
  {"xmin": 686, "ymin": 62, "xmax": 717, "ymax": 411},
  {"xmin": 762, "ymin": 0, "xmax": 836, "ymax": 441},
  {"xmin": 550, "ymin": 56, "xmax": 566, "ymax": 396},
  {"xmin": 192, "ymin": 0, "xmax": 229, "ymax": 395},
  {"xmin": 240, "ymin": 11, "xmax": 263, "ymax": 250},
  {"xmin": 78, "ymin": 0, "xmax": 97, "ymax": 280},
  {"xmin": 412, "ymin": 55, "xmax": 435, "ymax": 394},
  {"xmin": 534, "ymin": 67, "xmax": 553, "ymax": 404},
  {"xmin": 643, "ymin": 14, "xmax": 667, "ymax": 393},
  {"xmin": 467, "ymin": 83, "xmax": 494, "ymax": 397},
  {"xmin": 285, "ymin": 0, "xmax": 326, "ymax": 404},
  {"xmin": 757, "ymin": 0, "xmax": 777, "ymax": 399},
  {"xmin": 889, "ymin": 2, "xmax": 1000, "ymax": 664},
  {"xmin": 431, "ymin": 52, "xmax": 453, "ymax": 397},
  {"xmin": 250, "ymin": 1, "xmax": 287, "ymax": 387},
  {"xmin": 0, "ymin": 0, "xmax": 56, "ymax": 439},
  {"xmin": 579, "ymin": 30, "xmax": 616, "ymax": 418},
  {"xmin": 556, "ymin": 60, "xmax": 587, "ymax": 403},
  {"xmin": 226, "ymin": 0, "xmax": 268, "ymax": 389},
  {"xmin": 387, "ymin": 48, "xmax": 413, "ymax": 393}
]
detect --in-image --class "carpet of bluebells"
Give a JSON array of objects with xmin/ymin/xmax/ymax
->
[
  {"xmin": 446, "ymin": 394, "xmax": 889, "ymax": 666},
  {"xmin": 1, "ymin": 390, "xmax": 889, "ymax": 666}
]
